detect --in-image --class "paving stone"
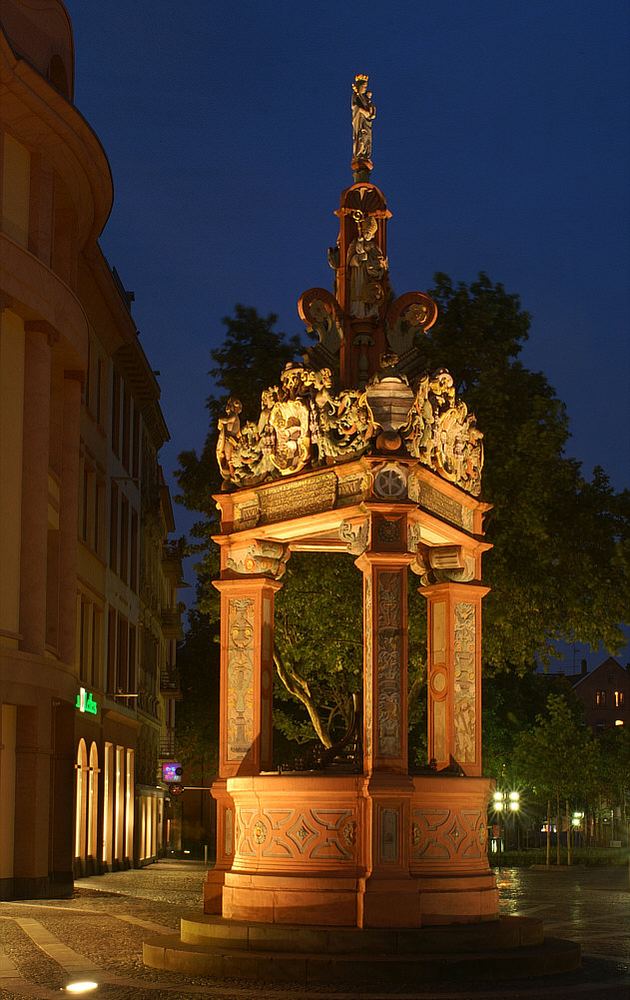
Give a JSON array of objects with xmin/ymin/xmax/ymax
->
[{"xmin": 0, "ymin": 861, "xmax": 627, "ymax": 998}]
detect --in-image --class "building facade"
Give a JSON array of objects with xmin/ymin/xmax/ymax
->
[
  {"xmin": 0, "ymin": 0, "xmax": 182, "ymax": 899},
  {"xmin": 570, "ymin": 657, "xmax": 629, "ymax": 732}
]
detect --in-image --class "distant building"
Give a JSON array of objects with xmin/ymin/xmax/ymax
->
[
  {"xmin": 568, "ymin": 657, "xmax": 629, "ymax": 732},
  {"xmin": 0, "ymin": 0, "xmax": 183, "ymax": 899}
]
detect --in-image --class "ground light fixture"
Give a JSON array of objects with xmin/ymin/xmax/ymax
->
[{"xmin": 64, "ymin": 982, "xmax": 98, "ymax": 994}]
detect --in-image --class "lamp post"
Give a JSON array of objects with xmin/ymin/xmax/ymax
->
[{"xmin": 492, "ymin": 789, "xmax": 520, "ymax": 852}]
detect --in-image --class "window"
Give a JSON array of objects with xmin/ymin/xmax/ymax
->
[
  {"xmin": 96, "ymin": 358, "xmax": 104, "ymax": 425},
  {"xmin": 595, "ymin": 690, "xmax": 606, "ymax": 707},
  {"xmin": 130, "ymin": 510, "xmax": 138, "ymax": 592},
  {"xmin": 111, "ymin": 371, "xmax": 121, "ymax": 455},
  {"xmin": 614, "ymin": 691, "xmax": 625, "ymax": 709},
  {"xmin": 132, "ymin": 408, "xmax": 141, "ymax": 479},
  {"xmin": 107, "ymin": 608, "xmax": 117, "ymax": 693},
  {"xmin": 120, "ymin": 496, "xmax": 129, "ymax": 583},
  {"xmin": 81, "ymin": 465, "xmax": 90, "ymax": 541},
  {"xmin": 122, "ymin": 385, "xmax": 131, "ymax": 471},
  {"xmin": 110, "ymin": 482, "xmax": 119, "ymax": 572}
]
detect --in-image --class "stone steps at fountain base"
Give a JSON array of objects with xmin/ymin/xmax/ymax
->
[{"xmin": 143, "ymin": 916, "xmax": 580, "ymax": 985}]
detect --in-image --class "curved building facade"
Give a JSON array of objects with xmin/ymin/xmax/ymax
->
[{"xmin": 0, "ymin": 0, "xmax": 182, "ymax": 898}]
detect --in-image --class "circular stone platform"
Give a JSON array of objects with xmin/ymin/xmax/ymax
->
[{"xmin": 143, "ymin": 914, "xmax": 580, "ymax": 986}]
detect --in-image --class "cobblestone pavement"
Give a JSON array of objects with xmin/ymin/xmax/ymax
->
[{"xmin": 0, "ymin": 861, "xmax": 628, "ymax": 999}]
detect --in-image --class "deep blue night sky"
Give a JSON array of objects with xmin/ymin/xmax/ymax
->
[{"xmin": 65, "ymin": 1, "xmax": 629, "ymax": 664}]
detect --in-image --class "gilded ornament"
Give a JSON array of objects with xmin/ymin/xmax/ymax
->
[
  {"xmin": 216, "ymin": 363, "xmax": 483, "ymax": 497},
  {"xmin": 252, "ymin": 820, "xmax": 267, "ymax": 845}
]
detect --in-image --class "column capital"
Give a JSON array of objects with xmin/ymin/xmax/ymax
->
[
  {"xmin": 419, "ymin": 580, "xmax": 490, "ymax": 601},
  {"xmin": 356, "ymin": 550, "xmax": 413, "ymax": 573},
  {"xmin": 216, "ymin": 537, "xmax": 290, "ymax": 581},
  {"xmin": 213, "ymin": 576, "xmax": 283, "ymax": 595},
  {"xmin": 24, "ymin": 320, "xmax": 59, "ymax": 345}
]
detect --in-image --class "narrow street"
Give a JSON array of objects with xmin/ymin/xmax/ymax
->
[{"xmin": 0, "ymin": 861, "xmax": 628, "ymax": 999}]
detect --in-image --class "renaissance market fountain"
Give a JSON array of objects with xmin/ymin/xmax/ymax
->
[{"xmin": 144, "ymin": 76, "xmax": 580, "ymax": 984}]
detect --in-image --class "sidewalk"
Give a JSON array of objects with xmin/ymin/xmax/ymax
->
[{"xmin": 0, "ymin": 861, "xmax": 628, "ymax": 999}]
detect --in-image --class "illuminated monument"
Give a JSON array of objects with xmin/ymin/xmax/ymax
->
[{"xmin": 145, "ymin": 76, "xmax": 579, "ymax": 983}]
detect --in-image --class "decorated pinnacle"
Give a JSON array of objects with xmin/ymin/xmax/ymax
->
[{"xmin": 352, "ymin": 73, "xmax": 376, "ymax": 179}]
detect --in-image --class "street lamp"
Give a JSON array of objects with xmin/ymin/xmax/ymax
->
[{"xmin": 491, "ymin": 789, "xmax": 521, "ymax": 851}]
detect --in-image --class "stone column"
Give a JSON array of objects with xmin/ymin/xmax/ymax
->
[
  {"xmin": 19, "ymin": 324, "xmax": 54, "ymax": 654},
  {"xmin": 214, "ymin": 575, "xmax": 281, "ymax": 778},
  {"xmin": 355, "ymin": 508, "xmax": 419, "ymax": 927},
  {"xmin": 206, "ymin": 542, "xmax": 286, "ymax": 914},
  {"xmin": 420, "ymin": 582, "xmax": 489, "ymax": 778},
  {"xmin": 57, "ymin": 372, "xmax": 83, "ymax": 666}
]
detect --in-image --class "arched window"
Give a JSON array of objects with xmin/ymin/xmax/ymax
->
[
  {"xmin": 47, "ymin": 55, "xmax": 69, "ymax": 98},
  {"xmin": 87, "ymin": 742, "xmax": 99, "ymax": 858},
  {"xmin": 74, "ymin": 739, "xmax": 88, "ymax": 859}
]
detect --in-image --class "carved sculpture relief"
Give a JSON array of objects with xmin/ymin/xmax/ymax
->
[
  {"xmin": 364, "ymin": 575, "xmax": 373, "ymax": 758},
  {"xmin": 454, "ymin": 602, "xmax": 476, "ymax": 763},
  {"xmin": 227, "ymin": 540, "xmax": 289, "ymax": 579},
  {"xmin": 385, "ymin": 291, "xmax": 438, "ymax": 357},
  {"xmin": 346, "ymin": 211, "xmax": 388, "ymax": 319},
  {"xmin": 226, "ymin": 598, "xmax": 255, "ymax": 760},
  {"xmin": 298, "ymin": 287, "xmax": 344, "ymax": 359},
  {"xmin": 339, "ymin": 519, "xmax": 369, "ymax": 556},
  {"xmin": 217, "ymin": 365, "xmax": 483, "ymax": 497},
  {"xmin": 351, "ymin": 73, "xmax": 376, "ymax": 164},
  {"xmin": 376, "ymin": 571, "xmax": 402, "ymax": 758},
  {"xmin": 401, "ymin": 371, "xmax": 483, "ymax": 495}
]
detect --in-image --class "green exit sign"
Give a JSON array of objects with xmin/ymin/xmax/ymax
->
[{"xmin": 75, "ymin": 687, "xmax": 98, "ymax": 715}]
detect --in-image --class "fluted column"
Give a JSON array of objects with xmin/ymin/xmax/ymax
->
[{"xmin": 19, "ymin": 324, "xmax": 54, "ymax": 654}]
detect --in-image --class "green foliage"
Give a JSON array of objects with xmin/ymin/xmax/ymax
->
[
  {"xmin": 273, "ymin": 554, "xmax": 426, "ymax": 751},
  {"xmin": 175, "ymin": 283, "xmax": 630, "ymax": 757},
  {"xmin": 482, "ymin": 670, "xmax": 577, "ymax": 783},
  {"xmin": 424, "ymin": 273, "xmax": 630, "ymax": 672},
  {"xmin": 175, "ymin": 610, "xmax": 219, "ymax": 781},
  {"xmin": 512, "ymin": 693, "xmax": 597, "ymax": 803},
  {"xmin": 175, "ymin": 305, "xmax": 303, "ymax": 612}
]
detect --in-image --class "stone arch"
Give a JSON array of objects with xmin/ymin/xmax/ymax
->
[
  {"xmin": 87, "ymin": 741, "xmax": 99, "ymax": 858},
  {"xmin": 74, "ymin": 738, "xmax": 88, "ymax": 860}
]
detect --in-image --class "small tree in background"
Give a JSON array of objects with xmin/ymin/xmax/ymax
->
[{"xmin": 513, "ymin": 693, "xmax": 597, "ymax": 864}]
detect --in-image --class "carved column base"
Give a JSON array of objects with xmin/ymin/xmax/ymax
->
[{"xmin": 204, "ymin": 779, "xmax": 234, "ymax": 915}]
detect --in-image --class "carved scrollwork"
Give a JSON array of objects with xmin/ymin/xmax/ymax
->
[
  {"xmin": 226, "ymin": 540, "xmax": 290, "ymax": 580},
  {"xmin": 339, "ymin": 519, "xmax": 369, "ymax": 556},
  {"xmin": 298, "ymin": 288, "xmax": 344, "ymax": 357},
  {"xmin": 386, "ymin": 291, "xmax": 438, "ymax": 357}
]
